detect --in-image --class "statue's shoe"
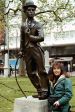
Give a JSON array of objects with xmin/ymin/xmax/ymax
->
[
  {"xmin": 32, "ymin": 94, "xmax": 48, "ymax": 100},
  {"xmin": 32, "ymin": 94, "xmax": 39, "ymax": 98},
  {"xmin": 38, "ymin": 94, "xmax": 48, "ymax": 100}
]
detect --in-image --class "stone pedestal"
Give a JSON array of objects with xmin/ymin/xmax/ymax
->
[{"xmin": 14, "ymin": 96, "xmax": 48, "ymax": 112}]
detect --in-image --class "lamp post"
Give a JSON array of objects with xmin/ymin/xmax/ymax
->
[{"xmin": 4, "ymin": 14, "xmax": 9, "ymax": 77}]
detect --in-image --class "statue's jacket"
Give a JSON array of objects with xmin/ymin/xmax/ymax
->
[{"xmin": 20, "ymin": 19, "xmax": 44, "ymax": 52}]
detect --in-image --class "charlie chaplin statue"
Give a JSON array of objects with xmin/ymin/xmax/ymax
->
[{"xmin": 19, "ymin": 0, "xmax": 48, "ymax": 99}]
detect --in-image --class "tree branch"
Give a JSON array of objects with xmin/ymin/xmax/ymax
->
[
  {"xmin": 35, "ymin": 10, "xmax": 53, "ymax": 15},
  {"xmin": 36, "ymin": 10, "xmax": 62, "ymax": 22},
  {"xmin": 53, "ymin": 11, "xmax": 62, "ymax": 22},
  {"xmin": 4, "ymin": 0, "xmax": 70, "ymax": 23},
  {"xmin": 5, "ymin": 8, "xmax": 22, "ymax": 15},
  {"xmin": 56, "ymin": 0, "xmax": 70, "ymax": 12},
  {"xmin": 5, "ymin": 0, "xmax": 13, "ymax": 9}
]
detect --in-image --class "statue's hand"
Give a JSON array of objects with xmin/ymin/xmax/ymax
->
[
  {"xmin": 25, "ymin": 28, "xmax": 30, "ymax": 36},
  {"xmin": 18, "ymin": 51, "xmax": 24, "ymax": 58}
]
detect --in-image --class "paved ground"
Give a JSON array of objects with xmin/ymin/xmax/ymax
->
[{"xmin": 70, "ymin": 71, "xmax": 75, "ymax": 76}]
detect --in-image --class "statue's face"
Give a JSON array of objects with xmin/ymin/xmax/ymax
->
[{"xmin": 25, "ymin": 7, "xmax": 36, "ymax": 18}]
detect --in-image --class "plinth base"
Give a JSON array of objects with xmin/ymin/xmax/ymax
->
[{"xmin": 14, "ymin": 96, "xmax": 48, "ymax": 112}]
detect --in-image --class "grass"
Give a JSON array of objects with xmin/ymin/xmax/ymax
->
[
  {"xmin": 0, "ymin": 76, "xmax": 36, "ymax": 112},
  {"xmin": 0, "ymin": 76, "xmax": 75, "ymax": 112}
]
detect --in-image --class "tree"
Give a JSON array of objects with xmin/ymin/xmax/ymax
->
[
  {"xmin": 0, "ymin": 0, "xmax": 5, "ymax": 45},
  {"xmin": 4, "ymin": 0, "xmax": 26, "ymax": 76},
  {"xmin": 36, "ymin": 0, "xmax": 75, "ymax": 34},
  {"xmin": 3, "ymin": 0, "xmax": 75, "ymax": 76},
  {"xmin": 5, "ymin": 0, "xmax": 75, "ymax": 33},
  {"xmin": 18, "ymin": 0, "xmax": 26, "ymax": 76}
]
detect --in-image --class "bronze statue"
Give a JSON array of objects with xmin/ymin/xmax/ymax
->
[{"xmin": 19, "ymin": 0, "xmax": 48, "ymax": 99}]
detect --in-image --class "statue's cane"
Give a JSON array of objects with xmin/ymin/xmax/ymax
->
[{"xmin": 15, "ymin": 56, "xmax": 27, "ymax": 98}]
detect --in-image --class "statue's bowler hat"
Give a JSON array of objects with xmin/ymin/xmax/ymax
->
[{"xmin": 23, "ymin": 1, "xmax": 37, "ymax": 10}]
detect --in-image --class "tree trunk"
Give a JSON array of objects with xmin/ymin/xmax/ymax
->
[
  {"xmin": 19, "ymin": 58, "xmax": 27, "ymax": 76},
  {"xmin": 19, "ymin": 0, "xmax": 27, "ymax": 76}
]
